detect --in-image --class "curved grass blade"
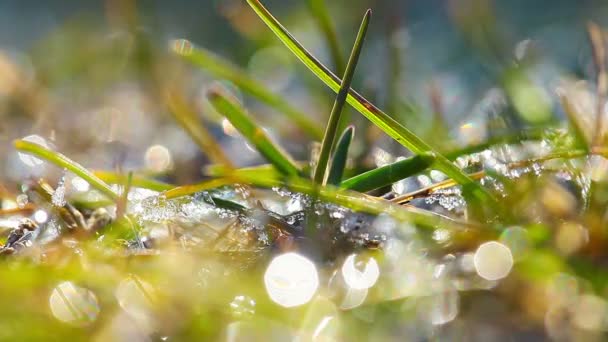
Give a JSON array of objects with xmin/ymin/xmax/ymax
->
[
  {"xmin": 14, "ymin": 140, "xmax": 118, "ymax": 201},
  {"xmin": 314, "ymin": 10, "xmax": 370, "ymax": 185},
  {"xmin": 245, "ymin": 0, "xmax": 496, "ymax": 205},
  {"xmin": 93, "ymin": 170, "xmax": 174, "ymax": 192},
  {"xmin": 172, "ymin": 40, "xmax": 323, "ymax": 139},
  {"xmin": 307, "ymin": 0, "xmax": 345, "ymax": 75},
  {"xmin": 341, "ymin": 152, "xmax": 436, "ymax": 192},
  {"xmin": 208, "ymin": 88, "xmax": 301, "ymax": 176},
  {"xmin": 165, "ymin": 89, "xmax": 233, "ymax": 167},
  {"xmin": 327, "ymin": 126, "xmax": 354, "ymax": 185}
]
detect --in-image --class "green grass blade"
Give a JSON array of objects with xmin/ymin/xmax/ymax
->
[
  {"xmin": 14, "ymin": 140, "xmax": 119, "ymax": 201},
  {"xmin": 245, "ymin": 0, "xmax": 496, "ymax": 205},
  {"xmin": 307, "ymin": 0, "xmax": 345, "ymax": 75},
  {"xmin": 208, "ymin": 88, "xmax": 301, "ymax": 176},
  {"xmin": 165, "ymin": 90, "xmax": 234, "ymax": 167},
  {"xmin": 341, "ymin": 152, "xmax": 436, "ymax": 192},
  {"xmin": 93, "ymin": 171, "xmax": 174, "ymax": 192},
  {"xmin": 314, "ymin": 9, "xmax": 370, "ymax": 185},
  {"xmin": 327, "ymin": 126, "xmax": 354, "ymax": 185},
  {"xmin": 172, "ymin": 40, "xmax": 323, "ymax": 139},
  {"xmin": 204, "ymin": 163, "xmax": 283, "ymax": 179},
  {"xmin": 163, "ymin": 178, "xmax": 233, "ymax": 199}
]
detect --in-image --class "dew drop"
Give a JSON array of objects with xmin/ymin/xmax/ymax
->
[{"xmin": 171, "ymin": 39, "xmax": 193, "ymax": 56}]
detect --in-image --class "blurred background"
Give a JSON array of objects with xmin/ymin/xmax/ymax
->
[{"xmin": 1, "ymin": 0, "xmax": 607, "ymax": 187}]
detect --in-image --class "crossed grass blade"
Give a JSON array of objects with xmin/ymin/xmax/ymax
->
[
  {"xmin": 245, "ymin": 0, "xmax": 498, "ymax": 208},
  {"xmin": 314, "ymin": 10, "xmax": 370, "ymax": 185}
]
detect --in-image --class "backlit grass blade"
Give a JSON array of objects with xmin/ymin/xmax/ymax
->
[
  {"xmin": 163, "ymin": 178, "xmax": 234, "ymax": 199},
  {"xmin": 341, "ymin": 152, "xmax": 435, "ymax": 192},
  {"xmin": 204, "ymin": 163, "xmax": 283, "ymax": 179},
  {"xmin": 172, "ymin": 40, "xmax": 323, "ymax": 139},
  {"xmin": 208, "ymin": 88, "xmax": 301, "ymax": 176},
  {"xmin": 245, "ymin": 0, "xmax": 496, "ymax": 205},
  {"xmin": 165, "ymin": 89, "xmax": 233, "ymax": 167},
  {"xmin": 314, "ymin": 10, "xmax": 370, "ymax": 185},
  {"xmin": 93, "ymin": 171, "xmax": 174, "ymax": 192},
  {"xmin": 307, "ymin": 0, "xmax": 345, "ymax": 75},
  {"xmin": 327, "ymin": 126, "xmax": 354, "ymax": 185},
  {"xmin": 14, "ymin": 140, "xmax": 119, "ymax": 201}
]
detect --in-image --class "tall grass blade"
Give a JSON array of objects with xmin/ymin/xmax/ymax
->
[
  {"xmin": 341, "ymin": 152, "xmax": 435, "ymax": 192},
  {"xmin": 327, "ymin": 126, "xmax": 354, "ymax": 185},
  {"xmin": 172, "ymin": 40, "xmax": 323, "ymax": 139},
  {"xmin": 314, "ymin": 10, "xmax": 370, "ymax": 185},
  {"xmin": 14, "ymin": 140, "xmax": 119, "ymax": 201},
  {"xmin": 165, "ymin": 89, "xmax": 233, "ymax": 167},
  {"xmin": 207, "ymin": 88, "xmax": 301, "ymax": 176},
  {"xmin": 245, "ymin": 0, "xmax": 496, "ymax": 205}
]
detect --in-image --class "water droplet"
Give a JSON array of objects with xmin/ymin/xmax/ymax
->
[
  {"xmin": 71, "ymin": 176, "xmax": 90, "ymax": 192},
  {"xmin": 432, "ymin": 229, "xmax": 451, "ymax": 243},
  {"xmin": 18, "ymin": 135, "xmax": 49, "ymax": 167},
  {"xmin": 264, "ymin": 252, "xmax": 319, "ymax": 308},
  {"xmin": 474, "ymin": 241, "xmax": 513, "ymax": 281},
  {"xmin": 171, "ymin": 39, "xmax": 193, "ymax": 56},
  {"xmin": 49, "ymin": 282, "xmax": 100, "ymax": 325},
  {"xmin": 33, "ymin": 210, "xmax": 48, "ymax": 224},
  {"xmin": 145, "ymin": 144, "xmax": 172, "ymax": 173},
  {"xmin": 229, "ymin": 295, "xmax": 256, "ymax": 319},
  {"xmin": 16, "ymin": 194, "xmax": 28, "ymax": 208},
  {"xmin": 341, "ymin": 254, "xmax": 380, "ymax": 290}
]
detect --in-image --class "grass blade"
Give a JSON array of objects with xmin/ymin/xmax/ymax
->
[
  {"xmin": 14, "ymin": 140, "xmax": 119, "ymax": 200},
  {"xmin": 172, "ymin": 40, "xmax": 323, "ymax": 139},
  {"xmin": 341, "ymin": 152, "xmax": 436, "ymax": 192},
  {"xmin": 314, "ymin": 9, "xmax": 370, "ymax": 185},
  {"xmin": 307, "ymin": 0, "xmax": 345, "ymax": 74},
  {"xmin": 204, "ymin": 163, "xmax": 284, "ymax": 179},
  {"xmin": 245, "ymin": 0, "xmax": 496, "ymax": 205},
  {"xmin": 207, "ymin": 88, "xmax": 301, "ymax": 176},
  {"xmin": 163, "ymin": 178, "xmax": 233, "ymax": 199},
  {"xmin": 165, "ymin": 89, "xmax": 234, "ymax": 167},
  {"xmin": 93, "ymin": 170, "xmax": 174, "ymax": 192},
  {"xmin": 327, "ymin": 126, "xmax": 354, "ymax": 185}
]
